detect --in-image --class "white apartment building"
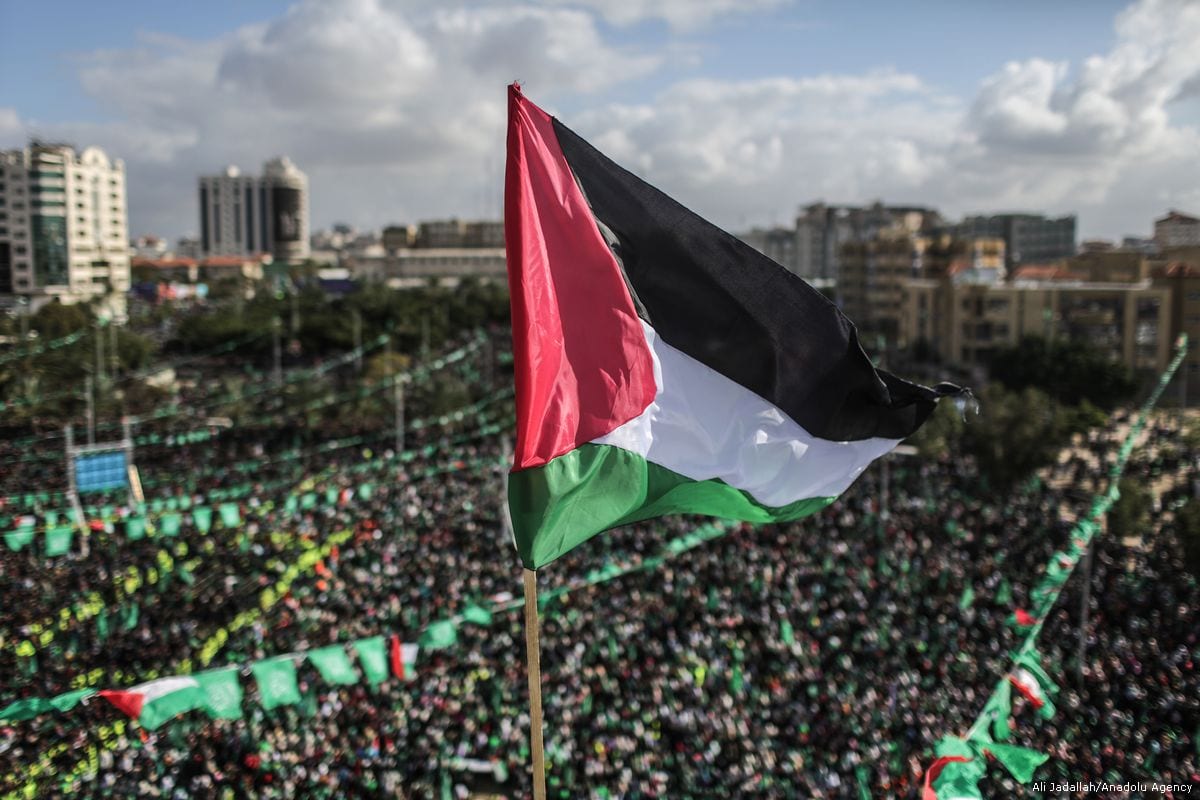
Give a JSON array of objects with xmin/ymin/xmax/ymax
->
[
  {"xmin": 198, "ymin": 157, "xmax": 309, "ymax": 263},
  {"xmin": 0, "ymin": 141, "xmax": 130, "ymax": 316}
]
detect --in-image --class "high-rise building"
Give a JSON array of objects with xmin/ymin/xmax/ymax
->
[
  {"xmin": 950, "ymin": 213, "xmax": 1076, "ymax": 272},
  {"xmin": 0, "ymin": 141, "xmax": 130, "ymax": 316},
  {"xmin": 740, "ymin": 226, "xmax": 800, "ymax": 275},
  {"xmin": 1154, "ymin": 210, "xmax": 1200, "ymax": 251},
  {"xmin": 793, "ymin": 201, "xmax": 941, "ymax": 282},
  {"xmin": 198, "ymin": 157, "xmax": 309, "ymax": 263}
]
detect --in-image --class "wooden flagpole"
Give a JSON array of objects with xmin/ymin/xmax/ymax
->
[{"xmin": 522, "ymin": 568, "xmax": 548, "ymax": 799}]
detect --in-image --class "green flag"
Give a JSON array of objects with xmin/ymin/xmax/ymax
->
[
  {"xmin": 995, "ymin": 577, "xmax": 1012, "ymax": 606},
  {"xmin": 301, "ymin": 492, "xmax": 318, "ymax": 510},
  {"xmin": 352, "ymin": 636, "xmax": 389, "ymax": 687},
  {"xmin": 984, "ymin": 742, "xmax": 1048, "ymax": 783},
  {"xmin": 309, "ymin": 645, "xmax": 359, "ymax": 686},
  {"xmin": 218, "ymin": 503, "xmax": 240, "ymax": 528},
  {"xmin": 325, "ymin": 487, "xmax": 339, "ymax": 505},
  {"xmin": 780, "ymin": 619, "xmax": 795, "ymax": 646},
  {"xmin": 45, "ymin": 525, "xmax": 74, "ymax": 556},
  {"xmin": 986, "ymin": 678, "xmax": 1013, "ymax": 741},
  {"xmin": 96, "ymin": 608, "xmax": 110, "ymax": 641},
  {"xmin": 4, "ymin": 527, "xmax": 35, "ymax": 552},
  {"xmin": 50, "ymin": 688, "xmax": 97, "ymax": 712},
  {"xmin": 461, "ymin": 603, "xmax": 493, "ymax": 627},
  {"xmin": 193, "ymin": 506, "xmax": 213, "ymax": 534},
  {"xmin": 252, "ymin": 657, "xmax": 301, "ymax": 710},
  {"xmin": 125, "ymin": 516, "xmax": 147, "ymax": 541},
  {"xmin": 0, "ymin": 689, "xmax": 96, "ymax": 722},
  {"xmin": 196, "ymin": 668, "xmax": 243, "ymax": 720},
  {"xmin": 855, "ymin": 765, "xmax": 871, "ymax": 800},
  {"xmin": 730, "ymin": 664, "xmax": 744, "ymax": 695},
  {"xmin": 159, "ymin": 513, "xmax": 182, "ymax": 538},
  {"xmin": 959, "ymin": 584, "xmax": 975, "ymax": 611},
  {"xmin": 420, "ymin": 620, "xmax": 459, "ymax": 650},
  {"xmin": 358, "ymin": 483, "xmax": 373, "ymax": 500},
  {"xmin": 0, "ymin": 697, "xmax": 51, "ymax": 722},
  {"xmin": 122, "ymin": 603, "xmax": 140, "ymax": 631}
]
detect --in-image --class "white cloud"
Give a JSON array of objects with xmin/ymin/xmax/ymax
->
[
  {"xmin": 4, "ymin": 0, "xmax": 660, "ymax": 236},
  {"xmin": 567, "ymin": 0, "xmax": 1200, "ymax": 237},
  {"xmin": 3, "ymin": 0, "xmax": 1197, "ymax": 241},
  {"xmin": 540, "ymin": 0, "xmax": 787, "ymax": 30}
]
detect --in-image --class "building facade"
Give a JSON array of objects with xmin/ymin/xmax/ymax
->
[
  {"xmin": 1153, "ymin": 262, "xmax": 1200, "ymax": 403},
  {"xmin": 900, "ymin": 276, "xmax": 1169, "ymax": 372},
  {"xmin": 346, "ymin": 248, "xmax": 505, "ymax": 285},
  {"xmin": 1155, "ymin": 211, "xmax": 1200, "ymax": 251},
  {"xmin": 412, "ymin": 219, "xmax": 504, "ymax": 249},
  {"xmin": 794, "ymin": 201, "xmax": 941, "ymax": 282},
  {"xmin": 198, "ymin": 157, "xmax": 309, "ymax": 263},
  {"xmin": 0, "ymin": 141, "xmax": 130, "ymax": 316},
  {"xmin": 740, "ymin": 226, "xmax": 800, "ymax": 275},
  {"xmin": 950, "ymin": 213, "xmax": 1076, "ymax": 272},
  {"xmin": 839, "ymin": 231, "xmax": 1004, "ymax": 339}
]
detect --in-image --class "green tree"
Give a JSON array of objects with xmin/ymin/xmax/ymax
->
[
  {"xmin": 1108, "ymin": 477, "xmax": 1152, "ymax": 539},
  {"xmin": 960, "ymin": 385, "xmax": 1077, "ymax": 489},
  {"xmin": 908, "ymin": 395, "xmax": 965, "ymax": 459},
  {"xmin": 1175, "ymin": 499, "xmax": 1200, "ymax": 578},
  {"xmin": 988, "ymin": 336, "xmax": 1136, "ymax": 410}
]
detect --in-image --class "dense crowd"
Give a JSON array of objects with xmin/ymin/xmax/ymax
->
[{"xmin": 1, "ymin": 342, "xmax": 1198, "ymax": 798}]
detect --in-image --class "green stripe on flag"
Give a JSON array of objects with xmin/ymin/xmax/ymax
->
[{"xmin": 508, "ymin": 443, "xmax": 835, "ymax": 569}]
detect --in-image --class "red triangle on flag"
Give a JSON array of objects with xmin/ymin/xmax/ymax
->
[
  {"xmin": 922, "ymin": 755, "xmax": 971, "ymax": 800},
  {"xmin": 99, "ymin": 689, "xmax": 144, "ymax": 720},
  {"xmin": 390, "ymin": 634, "xmax": 405, "ymax": 679}
]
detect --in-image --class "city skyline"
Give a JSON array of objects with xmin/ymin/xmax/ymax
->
[{"xmin": 2, "ymin": 0, "xmax": 1198, "ymax": 242}]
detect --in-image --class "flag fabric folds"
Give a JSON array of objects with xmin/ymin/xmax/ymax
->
[
  {"xmin": 252, "ymin": 657, "xmax": 301, "ymax": 710},
  {"xmin": 100, "ymin": 677, "xmax": 205, "ymax": 729},
  {"xmin": 309, "ymin": 645, "xmax": 359, "ymax": 686},
  {"xmin": 353, "ymin": 636, "xmax": 390, "ymax": 686},
  {"xmin": 195, "ymin": 668, "xmax": 244, "ymax": 720},
  {"xmin": 44, "ymin": 525, "xmax": 73, "ymax": 556},
  {"xmin": 503, "ymin": 84, "xmax": 960, "ymax": 569},
  {"xmin": 389, "ymin": 635, "xmax": 419, "ymax": 680}
]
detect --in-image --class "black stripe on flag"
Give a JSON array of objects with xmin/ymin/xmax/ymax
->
[{"xmin": 551, "ymin": 117, "xmax": 958, "ymax": 442}]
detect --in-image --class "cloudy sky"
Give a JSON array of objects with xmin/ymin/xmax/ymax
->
[{"xmin": 2, "ymin": 0, "xmax": 1198, "ymax": 242}]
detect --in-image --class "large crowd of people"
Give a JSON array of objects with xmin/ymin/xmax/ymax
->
[{"xmin": 1, "ymin": 333, "xmax": 1197, "ymax": 798}]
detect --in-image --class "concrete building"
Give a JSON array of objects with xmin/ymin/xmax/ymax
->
[
  {"xmin": 839, "ymin": 230, "xmax": 1004, "ymax": 339},
  {"xmin": 1153, "ymin": 261, "xmax": 1200, "ymax": 403},
  {"xmin": 950, "ymin": 213, "xmax": 1076, "ymax": 272},
  {"xmin": 1155, "ymin": 211, "xmax": 1200, "ymax": 250},
  {"xmin": 382, "ymin": 225, "xmax": 415, "ymax": 253},
  {"xmin": 413, "ymin": 219, "xmax": 503, "ymax": 249},
  {"xmin": 900, "ymin": 274, "xmax": 1169, "ymax": 373},
  {"xmin": 198, "ymin": 157, "xmax": 309, "ymax": 263},
  {"xmin": 794, "ymin": 201, "xmax": 941, "ymax": 282},
  {"xmin": 0, "ymin": 141, "xmax": 130, "ymax": 317},
  {"xmin": 345, "ymin": 248, "xmax": 505, "ymax": 286},
  {"xmin": 740, "ymin": 226, "xmax": 800, "ymax": 275}
]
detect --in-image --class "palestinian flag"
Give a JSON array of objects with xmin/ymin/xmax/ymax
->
[
  {"xmin": 1008, "ymin": 660, "xmax": 1057, "ymax": 720},
  {"xmin": 504, "ymin": 84, "xmax": 961, "ymax": 569},
  {"xmin": 100, "ymin": 676, "xmax": 205, "ymax": 729},
  {"xmin": 389, "ymin": 634, "xmax": 419, "ymax": 680}
]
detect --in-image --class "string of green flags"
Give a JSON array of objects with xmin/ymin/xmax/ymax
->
[
  {"xmin": 0, "ymin": 328, "xmax": 88, "ymax": 367},
  {"xmin": 2, "ymin": 395, "xmax": 513, "ymax": 541},
  {"xmin": 922, "ymin": 333, "xmax": 1188, "ymax": 800},
  {"xmin": 0, "ymin": 516, "xmax": 735, "ymax": 731},
  {"xmin": 0, "ymin": 331, "xmax": 491, "ymax": 466}
]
